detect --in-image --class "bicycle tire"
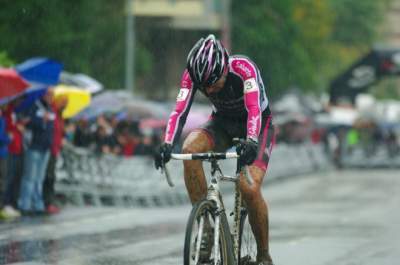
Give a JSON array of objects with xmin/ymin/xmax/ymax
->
[
  {"xmin": 184, "ymin": 199, "xmax": 235, "ymax": 265},
  {"xmin": 238, "ymin": 210, "xmax": 257, "ymax": 264}
]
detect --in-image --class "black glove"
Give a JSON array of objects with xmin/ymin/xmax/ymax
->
[
  {"xmin": 236, "ymin": 139, "xmax": 258, "ymax": 166},
  {"xmin": 154, "ymin": 143, "xmax": 173, "ymax": 170}
]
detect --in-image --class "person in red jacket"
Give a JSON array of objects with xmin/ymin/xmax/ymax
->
[
  {"xmin": 1, "ymin": 99, "xmax": 27, "ymax": 218},
  {"xmin": 43, "ymin": 95, "xmax": 68, "ymax": 214}
]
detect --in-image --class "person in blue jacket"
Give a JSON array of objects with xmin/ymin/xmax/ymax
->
[{"xmin": 18, "ymin": 90, "xmax": 55, "ymax": 214}]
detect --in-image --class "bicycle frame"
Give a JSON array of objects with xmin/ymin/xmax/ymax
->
[
  {"xmin": 163, "ymin": 152, "xmax": 252, "ymax": 265},
  {"xmin": 207, "ymin": 157, "xmax": 243, "ymax": 263}
]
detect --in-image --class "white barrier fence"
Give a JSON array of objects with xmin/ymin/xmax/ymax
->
[
  {"xmin": 55, "ymin": 143, "xmax": 331, "ymax": 207},
  {"xmin": 340, "ymin": 145, "xmax": 400, "ymax": 168}
]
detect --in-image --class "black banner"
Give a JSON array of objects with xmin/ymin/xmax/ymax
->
[{"xmin": 330, "ymin": 47, "xmax": 400, "ymax": 104}]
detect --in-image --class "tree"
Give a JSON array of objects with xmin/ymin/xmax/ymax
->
[
  {"xmin": 324, "ymin": 0, "xmax": 390, "ymax": 79},
  {"xmin": 231, "ymin": 0, "xmax": 390, "ymax": 97},
  {"xmin": 0, "ymin": 1, "xmax": 389, "ymax": 97},
  {"xmin": 0, "ymin": 0, "xmax": 152, "ymax": 89}
]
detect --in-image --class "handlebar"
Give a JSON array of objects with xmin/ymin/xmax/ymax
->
[
  {"xmin": 171, "ymin": 152, "xmax": 239, "ymax": 160},
  {"xmin": 161, "ymin": 151, "xmax": 253, "ymax": 187}
]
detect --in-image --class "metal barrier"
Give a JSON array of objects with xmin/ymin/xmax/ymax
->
[
  {"xmin": 55, "ymin": 143, "xmax": 331, "ymax": 207},
  {"xmin": 340, "ymin": 144, "xmax": 400, "ymax": 168}
]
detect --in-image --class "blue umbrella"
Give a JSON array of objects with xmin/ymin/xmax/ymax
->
[
  {"xmin": 13, "ymin": 57, "xmax": 62, "ymax": 111},
  {"xmin": 15, "ymin": 86, "xmax": 49, "ymax": 112},
  {"xmin": 16, "ymin": 57, "xmax": 63, "ymax": 86}
]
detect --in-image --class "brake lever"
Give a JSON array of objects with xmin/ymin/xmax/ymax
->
[
  {"xmin": 233, "ymin": 138, "xmax": 254, "ymax": 186},
  {"xmin": 161, "ymin": 159, "xmax": 174, "ymax": 187}
]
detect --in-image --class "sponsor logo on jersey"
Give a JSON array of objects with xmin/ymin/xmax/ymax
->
[
  {"xmin": 177, "ymin": 88, "xmax": 189, "ymax": 101},
  {"xmin": 165, "ymin": 118, "xmax": 175, "ymax": 143},
  {"xmin": 181, "ymin": 80, "xmax": 189, "ymax": 88},
  {"xmin": 244, "ymin": 78, "xmax": 258, "ymax": 93},
  {"xmin": 235, "ymin": 62, "xmax": 252, "ymax": 78},
  {"xmin": 249, "ymin": 115, "xmax": 260, "ymax": 136}
]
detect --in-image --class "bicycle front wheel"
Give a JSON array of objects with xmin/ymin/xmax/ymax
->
[
  {"xmin": 184, "ymin": 199, "xmax": 234, "ymax": 265},
  {"xmin": 238, "ymin": 210, "xmax": 257, "ymax": 264}
]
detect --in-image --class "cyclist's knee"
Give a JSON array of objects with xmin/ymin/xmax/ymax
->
[
  {"xmin": 241, "ymin": 184, "xmax": 263, "ymax": 202},
  {"xmin": 182, "ymin": 144, "xmax": 200, "ymax": 154},
  {"xmin": 240, "ymin": 167, "xmax": 265, "ymax": 201},
  {"xmin": 182, "ymin": 130, "xmax": 213, "ymax": 154}
]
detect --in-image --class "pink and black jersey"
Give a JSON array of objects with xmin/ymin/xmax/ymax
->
[{"xmin": 165, "ymin": 55, "xmax": 271, "ymax": 145}]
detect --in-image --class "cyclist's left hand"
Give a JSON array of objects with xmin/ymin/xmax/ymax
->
[{"xmin": 236, "ymin": 139, "xmax": 258, "ymax": 165}]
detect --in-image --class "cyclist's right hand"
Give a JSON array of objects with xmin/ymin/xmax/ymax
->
[
  {"xmin": 235, "ymin": 138, "xmax": 258, "ymax": 166},
  {"xmin": 154, "ymin": 143, "xmax": 173, "ymax": 170}
]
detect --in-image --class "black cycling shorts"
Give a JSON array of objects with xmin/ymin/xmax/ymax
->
[{"xmin": 194, "ymin": 114, "xmax": 275, "ymax": 171}]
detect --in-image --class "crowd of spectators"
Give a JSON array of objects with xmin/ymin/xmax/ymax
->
[
  {"xmin": 0, "ymin": 89, "xmax": 163, "ymax": 220},
  {"xmin": 327, "ymin": 119, "xmax": 400, "ymax": 167},
  {"xmin": 0, "ymin": 90, "xmax": 62, "ymax": 219},
  {"xmin": 69, "ymin": 114, "xmax": 162, "ymax": 157}
]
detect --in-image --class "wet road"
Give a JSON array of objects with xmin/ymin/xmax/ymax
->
[{"xmin": 1, "ymin": 169, "xmax": 399, "ymax": 265}]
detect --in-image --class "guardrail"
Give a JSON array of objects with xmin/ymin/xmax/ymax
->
[
  {"xmin": 339, "ymin": 144, "xmax": 400, "ymax": 168},
  {"xmin": 55, "ymin": 143, "xmax": 331, "ymax": 208}
]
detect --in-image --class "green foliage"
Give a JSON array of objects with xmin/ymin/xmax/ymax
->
[
  {"xmin": 0, "ymin": 0, "xmax": 390, "ymax": 97},
  {"xmin": 329, "ymin": 0, "xmax": 387, "ymax": 45},
  {"xmin": 232, "ymin": 0, "xmax": 389, "ymax": 97},
  {"xmin": 0, "ymin": 0, "xmax": 152, "ymax": 89},
  {"xmin": 371, "ymin": 79, "xmax": 400, "ymax": 100},
  {"xmin": 0, "ymin": 51, "xmax": 15, "ymax": 67}
]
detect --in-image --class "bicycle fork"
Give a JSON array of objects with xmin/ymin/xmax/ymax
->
[
  {"xmin": 213, "ymin": 213, "xmax": 221, "ymax": 265},
  {"xmin": 207, "ymin": 179, "xmax": 223, "ymax": 265}
]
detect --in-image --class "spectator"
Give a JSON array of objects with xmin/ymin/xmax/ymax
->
[
  {"xmin": 18, "ymin": 90, "xmax": 55, "ymax": 215},
  {"xmin": 135, "ymin": 134, "xmax": 156, "ymax": 156},
  {"xmin": 0, "ymin": 105, "xmax": 11, "ymax": 219},
  {"xmin": 73, "ymin": 118, "xmax": 92, "ymax": 147},
  {"xmin": 43, "ymin": 94, "xmax": 68, "ymax": 215},
  {"xmin": 1, "ymin": 100, "xmax": 27, "ymax": 219},
  {"xmin": 386, "ymin": 129, "xmax": 398, "ymax": 157},
  {"xmin": 63, "ymin": 120, "xmax": 76, "ymax": 144},
  {"xmin": 94, "ymin": 125, "xmax": 113, "ymax": 154},
  {"xmin": 346, "ymin": 127, "xmax": 359, "ymax": 155}
]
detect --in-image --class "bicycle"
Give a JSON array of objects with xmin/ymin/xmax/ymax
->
[{"xmin": 162, "ymin": 141, "xmax": 258, "ymax": 265}]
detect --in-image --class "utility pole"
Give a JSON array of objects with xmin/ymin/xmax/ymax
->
[
  {"xmin": 221, "ymin": 0, "xmax": 231, "ymax": 51},
  {"xmin": 125, "ymin": 0, "xmax": 135, "ymax": 95}
]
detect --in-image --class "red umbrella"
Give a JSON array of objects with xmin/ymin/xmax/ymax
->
[
  {"xmin": 139, "ymin": 118, "xmax": 167, "ymax": 129},
  {"xmin": 0, "ymin": 68, "xmax": 29, "ymax": 99}
]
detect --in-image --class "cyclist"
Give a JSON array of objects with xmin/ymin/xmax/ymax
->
[{"xmin": 155, "ymin": 34, "xmax": 275, "ymax": 265}]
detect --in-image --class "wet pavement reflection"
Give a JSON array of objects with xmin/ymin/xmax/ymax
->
[{"xmin": 1, "ymin": 219, "xmax": 183, "ymax": 264}]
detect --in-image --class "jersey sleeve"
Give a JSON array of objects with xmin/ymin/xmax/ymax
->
[
  {"xmin": 164, "ymin": 70, "xmax": 196, "ymax": 145},
  {"xmin": 231, "ymin": 58, "xmax": 262, "ymax": 141}
]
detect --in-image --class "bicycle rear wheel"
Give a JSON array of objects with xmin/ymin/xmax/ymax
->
[
  {"xmin": 238, "ymin": 210, "xmax": 257, "ymax": 264},
  {"xmin": 184, "ymin": 199, "xmax": 234, "ymax": 265}
]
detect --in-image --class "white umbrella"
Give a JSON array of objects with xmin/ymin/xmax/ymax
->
[{"xmin": 60, "ymin": 71, "xmax": 103, "ymax": 94}]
